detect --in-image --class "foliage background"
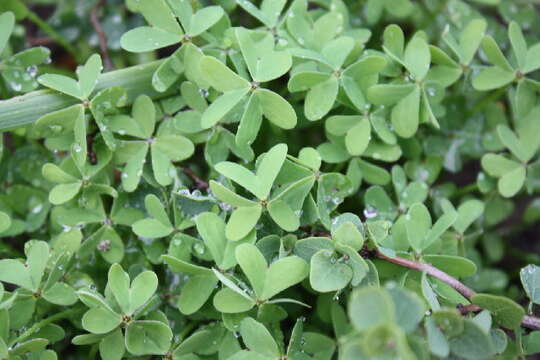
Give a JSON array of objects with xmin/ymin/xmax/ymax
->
[{"xmin": 1, "ymin": 0, "xmax": 540, "ymax": 359}]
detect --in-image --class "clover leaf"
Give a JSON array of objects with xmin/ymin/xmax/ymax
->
[
  {"xmin": 55, "ymin": 194, "xmax": 143, "ymax": 263},
  {"xmin": 76, "ymin": 264, "xmax": 172, "ymax": 357},
  {"xmin": 403, "ymin": 202, "xmax": 457, "ymax": 254},
  {"xmin": 41, "ymin": 137, "xmax": 116, "ymax": 206},
  {"xmin": 364, "ymin": 165, "xmax": 428, "ymax": 224},
  {"xmin": 0, "ymin": 239, "xmax": 79, "ymax": 306},
  {"xmin": 199, "ymin": 29, "xmax": 296, "ymax": 148},
  {"xmin": 368, "ymin": 25, "xmax": 443, "ymax": 138},
  {"xmin": 0, "ymin": 11, "xmax": 50, "ymax": 94},
  {"xmin": 120, "ymin": 0, "xmax": 224, "ymax": 91},
  {"xmin": 424, "ymin": 19, "xmax": 486, "ymax": 87},
  {"xmin": 473, "ymin": 22, "xmax": 540, "ymax": 92},
  {"xmin": 481, "ymin": 106, "xmax": 540, "ymax": 197},
  {"xmin": 111, "ymin": 95, "xmax": 194, "ymax": 191},
  {"xmin": 212, "ymin": 243, "xmax": 309, "ymax": 313},
  {"xmin": 289, "ymin": 47, "xmax": 386, "ymax": 120}
]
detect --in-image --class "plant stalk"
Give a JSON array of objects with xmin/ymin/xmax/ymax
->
[
  {"xmin": 0, "ymin": 59, "xmax": 171, "ymax": 131},
  {"xmin": 9, "ymin": 308, "xmax": 83, "ymax": 347},
  {"xmin": 375, "ymin": 250, "xmax": 540, "ymax": 330}
]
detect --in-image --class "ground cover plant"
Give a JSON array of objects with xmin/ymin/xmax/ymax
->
[{"xmin": 1, "ymin": 0, "xmax": 540, "ymax": 358}]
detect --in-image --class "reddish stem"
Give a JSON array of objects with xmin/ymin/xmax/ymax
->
[{"xmin": 374, "ymin": 250, "xmax": 540, "ymax": 330}]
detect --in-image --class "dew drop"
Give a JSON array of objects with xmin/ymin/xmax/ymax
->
[
  {"xmin": 27, "ymin": 65, "xmax": 38, "ymax": 77},
  {"xmin": 363, "ymin": 205, "xmax": 378, "ymax": 219}
]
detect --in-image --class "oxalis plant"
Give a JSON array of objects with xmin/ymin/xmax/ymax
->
[{"xmin": 3, "ymin": 0, "xmax": 540, "ymax": 359}]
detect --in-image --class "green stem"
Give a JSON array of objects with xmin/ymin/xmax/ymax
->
[
  {"xmin": 9, "ymin": 308, "xmax": 83, "ymax": 347},
  {"xmin": 467, "ymin": 86, "xmax": 507, "ymax": 117},
  {"xmin": 177, "ymin": 321, "xmax": 198, "ymax": 342},
  {"xmin": 453, "ymin": 183, "xmax": 479, "ymax": 198},
  {"xmin": 87, "ymin": 344, "xmax": 99, "ymax": 360},
  {"xmin": 0, "ymin": 59, "xmax": 172, "ymax": 131},
  {"xmin": 25, "ymin": 10, "xmax": 82, "ymax": 63}
]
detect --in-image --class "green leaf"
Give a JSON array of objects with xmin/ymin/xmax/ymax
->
[
  {"xmin": 82, "ymin": 307, "xmax": 122, "ymax": 334},
  {"xmin": 240, "ymin": 318, "xmax": 280, "ymax": 358},
  {"xmin": 201, "ymin": 87, "xmax": 250, "ymax": 129},
  {"xmin": 481, "ymin": 153, "xmax": 521, "ymax": 177},
  {"xmin": 200, "ymin": 56, "xmax": 250, "ymax": 92},
  {"xmin": 345, "ymin": 117, "xmax": 371, "ymax": 156},
  {"xmin": 348, "ymin": 287, "xmax": 395, "ymax": 331},
  {"xmin": 310, "ymin": 250, "xmax": 353, "ymax": 292},
  {"xmin": 226, "ymin": 205, "xmax": 262, "ymax": 241},
  {"xmin": 333, "ymin": 221, "xmax": 364, "ymax": 251},
  {"xmin": 9, "ymin": 338, "xmax": 49, "ymax": 357},
  {"xmin": 256, "ymin": 89, "xmax": 297, "ymax": 130},
  {"xmin": 267, "ymin": 199, "xmax": 300, "ymax": 232},
  {"xmin": 236, "ymin": 28, "xmax": 292, "ymax": 83},
  {"xmin": 261, "ymin": 256, "xmax": 309, "ymax": 300},
  {"xmin": 305, "ymin": 77, "xmax": 339, "ymax": 121},
  {"xmin": 391, "ymin": 86, "xmax": 420, "ymax": 138},
  {"xmin": 459, "ymin": 19, "xmax": 487, "ymax": 65},
  {"xmin": 288, "ymin": 72, "xmax": 331, "ymax": 92},
  {"xmin": 383, "ymin": 24, "xmax": 405, "ymax": 60},
  {"xmin": 108, "ymin": 264, "xmax": 158, "ymax": 315},
  {"xmin": 508, "ymin": 22, "xmax": 527, "ymax": 70},
  {"xmin": 453, "ymin": 199, "xmax": 484, "ymax": 234},
  {"xmin": 99, "ymin": 329, "xmax": 125, "ymax": 360},
  {"xmin": 209, "ymin": 180, "xmax": 256, "ymax": 207},
  {"xmin": 138, "ymin": 0, "xmax": 183, "ymax": 34},
  {"xmin": 405, "ymin": 203, "xmax": 431, "ymax": 253},
  {"xmin": 236, "ymin": 92, "xmax": 262, "ymax": 148},
  {"xmin": 49, "ymin": 182, "xmax": 82, "ymax": 205},
  {"xmin": 38, "ymin": 74, "xmax": 82, "ymax": 100},
  {"xmin": 481, "ymin": 36, "xmax": 513, "ymax": 71},
  {"xmin": 257, "ymin": 143, "xmax": 288, "ymax": 199},
  {"xmin": 472, "ymin": 67, "xmax": 515, "ymax": 91},
  {"xmin": 404, "ymin": 36, "xmax": 430, "ymax": 80},
  {"xmin": 188, "ymin": 6, "xmax": 224, "ymax": 36},
  {"xmin": 368, "ymin": 84, "xmax": 416, "ymax": 106},
  {"xmin": 472, "ymin": 294, "xmax": 525, "ymax": 329},
  {"xmin": 423, "ymin": 255, "xmax": 477, "ymax": 277},
  {"xmin": 0, "ymin": 259, "xmax": 33, "ymax": 290},
  {"xmin": 0, "ymin": 212, "xmax": 11, "ymax": 233},
  {"xmin": 497, "ymin": 125, "xmax": 529, "ymax": 162},
  {"xmin": 132, "ymin": 218, "xmax": 172, "ymax": 239},
  {"xmin": 33, "ymin": 104, "xmax": 83, "ymax": 138},
  {"xmin": 0, "ymin": 12, "xmax": 15, "ymax": 54},
  {"xmin": 524, "ymin": 43, "xmax": 540, "ymax": 73},
  {"xmin": 162, "ymin": 255, "xmax": 213, "ymax": 275},
  {"xmin": 520, "ymin": 265, "xmax": 540, "ymax": 304},
  {"xmin": 498, "ymin": 165, "xmax": 526, "ymax": 198},
  {"xmin": 388, "ymin": 287, "xmax": 425, "ymax": 333},
  {"xmin": 42, "ymin": 282, "xmax": 77, "ymax": 305},
  {"xmin": 213, "ymin": 288, "xmax": 256, "ymax": 313},
  {"xmin": 78, "ymin": 54, "xmax": 102, "ymax": 99},
  {"xmin": 449, "ymin": 320, "xmax": 494, "ymax": 360},
  {"xmin": 125, "ymin": 320, "xmax": 172, "ymax": 355},
  {"xmin": 178, "ymin": 274, "xmax": 218, "ymax": 315},
  {"xmin": 235, "ymin": 243, "xmax": 267, "ymax": 298},
  {"xmin": 424, "ymin": 209, "xmax": 457, "ymax": 249},
  {"xmin": 426, "ymin": 318, "xmax": 449, "ymax": 358},
  {"xmin": 121, "ymin": 143, "xmax": 149, "ymax": 192},
  {"xmin": 153, "ymin": 135, "xmax": 194, "ymax": 162}
]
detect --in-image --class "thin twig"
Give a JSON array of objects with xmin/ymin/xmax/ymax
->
[
  {"xmin": 25, "ymin": 10, "xmax": 82, "ymax": 62},
  {"xmin": 457, "ymin": 303, "xmax": 482, "ymax": 315},
  {"xmin": 90, "ymin": 0, "xmax": 114, "ymax": 71},
  {"xmin": 183, "ymin": 168, "xmax": 209, "ymax": 190},
  {"xmin": 376, "ymin": 250, "xmax": 476, "ymax": 298},
  {"xmin": 9, "ymin": 308, "xmax": 83, "ymax": 347},
  {"xmin": 374, "ymin": 250, "xmax": 540, "ymax": 330}
]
